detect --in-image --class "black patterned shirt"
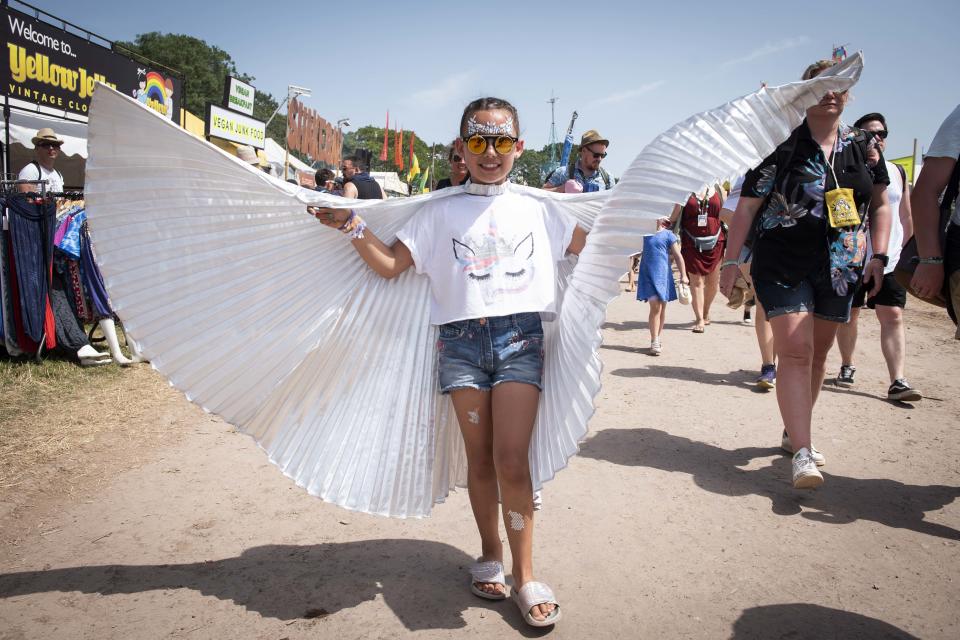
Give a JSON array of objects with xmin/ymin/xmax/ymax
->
[{"xmin": 742, "ymin": 120, "xmax": 889, "ymax": 295}]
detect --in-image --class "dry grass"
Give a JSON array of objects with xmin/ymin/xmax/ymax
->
[{"xmin": 0, "ymin": 349, "xmax": 188, "ymax": 496}]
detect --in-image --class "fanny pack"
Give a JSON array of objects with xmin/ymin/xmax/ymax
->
[{"xmin": 684, "ymin": 228, "xmax": 721, "ymax": 252}]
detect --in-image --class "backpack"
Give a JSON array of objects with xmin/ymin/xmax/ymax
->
[
  {"xmin": 551, "ymin": 163, "xmax": 612, "ymax": 190},
  {"xmin": 569, "ymin": 163, "xmax": 612, "ymax": 190}
]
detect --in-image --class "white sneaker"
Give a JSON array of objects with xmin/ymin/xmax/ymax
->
[
  {"xmin": 792, "ymin": 448, "xmax": 824, "ymax": 489},
  {"xmin": 781, "ymin": 431, "xmax": 825, "ymax": 466},
  {"xmin": 650, "ymin": 339, "xmax": 661, "ymax": 356}
]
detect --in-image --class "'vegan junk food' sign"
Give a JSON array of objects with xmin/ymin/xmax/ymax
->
[
  {"xmin": 287, "ymin": 99, "xmax": 342, "ymax": 166},
  {"xmin": 206, "ymin": 103, "xmax": 265, "ymax": 148},
  {"xmin": 2, "ymin": 4, "xmax": 181, "ymax": 120}
]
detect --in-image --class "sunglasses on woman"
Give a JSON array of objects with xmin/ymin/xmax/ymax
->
[{"xmin": 462, "ymin": 134, "xmax": 518, "ymax": 156}]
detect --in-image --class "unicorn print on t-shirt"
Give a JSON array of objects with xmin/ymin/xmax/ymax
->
[{"xmin": 453, "ymin": 217, "xmax": 535, "ymax": 304}]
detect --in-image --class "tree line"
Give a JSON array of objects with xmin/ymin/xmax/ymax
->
[{"xmin": 116, "ymin": 33, "xmax": 585, "ymax": 187}]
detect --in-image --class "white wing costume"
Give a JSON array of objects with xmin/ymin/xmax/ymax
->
[{"xmin": 85, "ymin": 54, "xmax": 862, "ymax": 517}]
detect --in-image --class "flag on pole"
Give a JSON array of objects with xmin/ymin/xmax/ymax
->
[
  {"xmin": 380, "ymin": 111, "xmax": 389, "ymax": 162},
  {"xmin": 407, "ymin": 153, "xmax": 421, "ymax": 182},
  {"xmin": 396, "ymin": 126, "xmax": 404, "ymax": 170},
  {"xmin": 409, "ymin": 132, "xmax": 416, "ymax": 166},
  {"xmin": 394, "ymin": 125, "xmax": 400, "ymax": 167},
  {"xmin": 832, "ymin": 45, "xmax": 847, "ymax": 62},
  {"xmin": 418, "ymin": 166, "xmax": 430, "ymax": 193},
  {"xmin": 890, "ymin": 154, "xmax": 916, "ymax": 184}
]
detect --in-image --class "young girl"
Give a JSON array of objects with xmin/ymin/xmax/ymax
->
[
  {"xmin": 636, "ymin": 219, "xmax": 688, "ymax": 355},
  {"xmin": 309, "ymin": 97, "xmax": 586, "ymax": 628}
]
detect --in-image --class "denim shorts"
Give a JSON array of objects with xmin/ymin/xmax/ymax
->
[
  {"xmin": 437, "ymin": 312, "xmax": 544, "ymax": 394},
  {"xmin": 753, "ymin": 268, "xmax": 856, "ymax": 323}
]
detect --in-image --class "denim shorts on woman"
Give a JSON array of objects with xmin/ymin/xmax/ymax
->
[
  {"xmin": 753, "ymin": 268, "xmax": 856, "ymax": 323},
  {"xmin": 437, "ymin": 312, "xmax": 544, "ymax": 394}
]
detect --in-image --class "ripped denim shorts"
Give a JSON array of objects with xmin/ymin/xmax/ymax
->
[{"xmin": 436, "ymin": 312, "xmax": 544, "ymax": 394}]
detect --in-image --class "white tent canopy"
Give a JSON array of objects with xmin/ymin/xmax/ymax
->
[
  {"xmin": 371, "ymin": 171, "xmax": 409, "ymax": 196},
  {"xmin": 263, "ymin": 137, "xmax": 312, "ymax": 178},
  {"xmin": 5, "ymin": 109, "xmax": 88, "ymax": 158}
]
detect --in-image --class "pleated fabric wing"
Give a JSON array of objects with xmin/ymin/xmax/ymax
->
[{"xmin": 85, "ymin": 54, "xmax": 862, "ymax": 517}]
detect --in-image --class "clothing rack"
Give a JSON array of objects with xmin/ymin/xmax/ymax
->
[{"xmin": 1, "ymin": 189, "xmax": 85, "ymax": 361}]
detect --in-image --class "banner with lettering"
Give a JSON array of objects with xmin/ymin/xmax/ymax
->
[
  {"xmin": 2, "ymin": 5, "xmax": 182, "ymax": 121},
  {"xmin": 287, "ymin": 99, "xmax": 342, "ymax": 167}
]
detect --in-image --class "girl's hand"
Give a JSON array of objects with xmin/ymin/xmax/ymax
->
[
  {"xmin": 718, "ymin": 263, "xmax": 739, "ymax": 299},
  {"xmin": 308, "ymin": 206, "xmax": 352, "ymax": 228}
]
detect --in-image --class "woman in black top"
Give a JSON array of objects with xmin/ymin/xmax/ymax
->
[{"xmin": 720, "ymin": 59, "xmax": 892, "ymax": 490}]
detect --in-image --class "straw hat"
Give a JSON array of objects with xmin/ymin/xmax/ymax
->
[
  {"xmin": 32, "ymin": 128, "xmax": 64, "ymax": 146},
  {"xmin": 237, "ymin": 145, "xmax": 268, "ymax": 168}
]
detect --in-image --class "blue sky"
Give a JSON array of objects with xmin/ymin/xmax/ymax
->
[{"xmin": 27, "ymin": 0, "xmax": 960, "ymax": 178}]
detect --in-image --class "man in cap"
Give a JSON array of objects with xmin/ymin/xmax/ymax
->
[
  {"xmin": 542, "ymin": 129, "xmax": 613, "ymax": 193},
  {"xmin": 18, "ymin": 128, "xmax": 65, "ymax": 193}
]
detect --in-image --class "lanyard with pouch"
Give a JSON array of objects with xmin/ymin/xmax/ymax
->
[{"xmin": 824, "ymin": 144, "xmax": 861, "ymax": 228}]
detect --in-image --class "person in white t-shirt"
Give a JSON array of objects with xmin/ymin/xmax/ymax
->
[
  {"xmin": 307, "ymin": 97, "xmax": 586, "ymax": 628},
  {"xmin": 834, "ymin": 113, "xmax": 922, "ymax": 402},
  {"xmin": 910, "ymin": 103, "xmax": 960, "ymax": 334},
  {"xmin": 17, "ymin": 128, "xmax": 65, "ymax": 193}
]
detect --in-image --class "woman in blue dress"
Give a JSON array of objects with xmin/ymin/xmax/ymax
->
[{"xmin": 636, "ymin": 220, "xmax": 689, "ymax": 355}]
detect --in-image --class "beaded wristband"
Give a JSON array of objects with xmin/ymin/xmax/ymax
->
[
  {"xmin": 338, "ymin": 209, "xmax": 367, "ymax": 240},
  {"xmin": 349, "ymin": 219, "xmax": 367, "ymax": 240}
]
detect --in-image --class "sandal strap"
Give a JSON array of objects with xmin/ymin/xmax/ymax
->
[
  {"xmin": 516, "ymin": 581, "xmax": 559, "ymax": 610},
  {"xmin": 470, "ymin": 560, "xmax": 505, "ymax": 585}
]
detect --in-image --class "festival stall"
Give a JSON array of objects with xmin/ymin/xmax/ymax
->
[{"xmin": 1, "ymin": 1, "xmax": 182, "ymax": 363}]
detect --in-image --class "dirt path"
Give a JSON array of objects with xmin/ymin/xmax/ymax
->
[{"xmin": 1, "ymin": 292, "xmax": 958, "ymax": 639}]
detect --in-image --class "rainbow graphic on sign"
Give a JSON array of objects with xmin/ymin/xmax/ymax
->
[
  {"xmin": 135, "ymin": 71, "xmax": 175, "ymax": 120},
  {"xmin": 143, "ymin": 72, "xmax": 167, "ymax": 104}
]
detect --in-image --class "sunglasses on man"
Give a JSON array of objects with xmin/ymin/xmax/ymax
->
[
  {"xmin": 38, "ymin": 142, "xmax": 62, "ymax": 149},
  {"xmin": 872, "ymin": 130, "xmax": 889, "ymax": 140},
  {"xmin": 583, "ymin": 149, "xmax": 607, "ymax": 159}
]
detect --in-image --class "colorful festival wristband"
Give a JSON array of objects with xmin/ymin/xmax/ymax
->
[{"xmin": 339, "ymin": 210, "xmax": 367, "ymax": 240}]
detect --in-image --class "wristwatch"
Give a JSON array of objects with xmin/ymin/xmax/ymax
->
[{"xmin": 871, "ymin": 253, "xmax": 889, "ymax": 267}]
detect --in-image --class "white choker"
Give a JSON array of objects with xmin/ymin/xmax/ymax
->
[{"xmin": 464, "ymin": 180, "xmax": 509, "ymax": 196}]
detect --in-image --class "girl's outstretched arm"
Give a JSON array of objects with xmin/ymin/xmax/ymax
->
[{"xmin": 308, "ymin": 206, "xmax": 414, "ymax": 279}]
